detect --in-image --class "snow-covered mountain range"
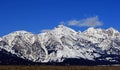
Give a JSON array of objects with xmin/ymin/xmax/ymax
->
[{"xmin": 0, "ymin": 25, "xmax": 120, "ymax": 64}]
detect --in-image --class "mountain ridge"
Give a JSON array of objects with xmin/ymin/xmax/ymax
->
[{"xmin": 0, "ymin": 25, "xmax": 120, "ymax": 64}]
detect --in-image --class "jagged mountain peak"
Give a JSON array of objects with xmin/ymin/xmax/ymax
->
[
  {"xmin": 13, "ymin": 30, "xmax": 31, "ymax": 33},
  {"xmin": 54, "ymin": 24, "xmax": 76, "ymax": 33},
  {"xmin": 39, "ymin": 25, "xmax": 77, "ymax": 36},
  {"xmin": 2, "ymin": 30, "xmax": 33, "ymax": 38},
  {"xmin": 106, "ymin": 27, "xmax": 119, "ymax": 33},
  {"xmin": 48, "ymin": 25, "xmax": 77, "ymax": 38},
  {"xmin": 58, "ymin": 24, "xmax": 66, "ymax": 28},
  {"xmin": 84, "ymin": 27, "xmax": 95, "ymax": 33},
  {"xmin": 83, "ymin": 27, "xmax": 119, "ymax": 37},
  {"xmin": 1, "ymin": 30, "xmax": 35, "ymax": 48},
  {"xmin": 107, "ymin": 27, "xmax": 116, "ymax": 31},
  {"xmin": 83, "ymin": 27, "xmax": 103, "ymax": 35},
  {"xmin": 84, "ymin": 27, "xmax": 119, "ymax": 34}
]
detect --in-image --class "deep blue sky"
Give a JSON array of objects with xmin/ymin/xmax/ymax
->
[{"xmin": 0, "ymin": 0, "xmax": 120, "ymax": 36}]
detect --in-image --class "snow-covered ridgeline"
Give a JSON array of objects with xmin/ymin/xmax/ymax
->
[{"xmin": 0, "ymin": 25, "xmax": 120, "ymax": 62}]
